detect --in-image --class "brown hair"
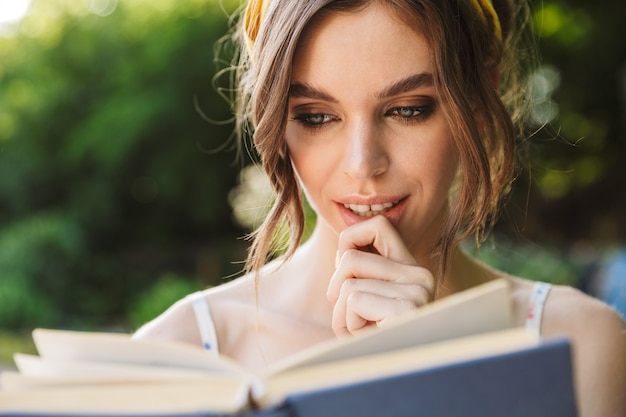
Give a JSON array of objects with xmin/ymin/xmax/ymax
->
[{"xmin": 231, "ymin": 0, "xmax": 537, "ymax": 277}]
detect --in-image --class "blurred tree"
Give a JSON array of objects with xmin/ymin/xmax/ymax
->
[
  {"xmin": 501, "ymin": 0, "xmax": 626, "ymax": 248},
  {"xmin": 0, "ymin": 0, "xmax": 245, "ymax": 329}
]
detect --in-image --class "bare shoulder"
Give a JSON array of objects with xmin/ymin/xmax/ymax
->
[
  {"xmin": 547, "ymin": 284, "xmax": 626, "ymax": 417},
  {"xmin": 132, "ymin": 273, "xmax": 257, "ymax": 346},
  {"xmin": 509, "ymin": 277, "xmax": 626, "ymax": 417},
  {"xmin": 132, "ymin": 291, "xmax": 198, "ymax": 344},
  {"xmin": 506, "ymin": 276, "xmax": 625, "ymax": 337},
  {"xmin": 542, "ymin": 283, "xmax": 625, "ymax": 338}
]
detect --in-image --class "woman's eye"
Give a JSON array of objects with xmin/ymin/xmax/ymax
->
[
  {"xmin": 292, "ymin": 113, "xmax": 336, "ymax": 128},
  {"xmin": 396, "ymin": 107, "xmax": 421, "ymax": 118},
  {"xmin": 386, "ymin": 104, "xmax": 434, "ymax": 123}
]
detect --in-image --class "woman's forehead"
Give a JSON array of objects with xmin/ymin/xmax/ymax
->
[{"xmin": 292, "ymin": 3, "xmax": 433, "ymax": 88}]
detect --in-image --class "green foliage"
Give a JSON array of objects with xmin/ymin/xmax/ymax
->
[
  {"xmin": 466, "ymin": 238, "xmax": 581, "ymax": 287},
  {"xmin": 0, "ymin": 213, "xmax": 80, "ymax": 329},
  {"xmin": 507, "ymin": 0, "xmax": 626, "ymax": 245},
  {"xmin": 0, "ymin": 0, "xmax": 246, "ymax": 330},
  {"xmin": 0, "ymin": 330, "xmax": 36, "ymax": 368}
]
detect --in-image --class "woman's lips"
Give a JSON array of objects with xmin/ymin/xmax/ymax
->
[{"xmin": 337, "ymin": 197, "xmax": 408, "ymax": 227}]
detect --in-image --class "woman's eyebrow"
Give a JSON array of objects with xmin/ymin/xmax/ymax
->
[
  {"xmin": 377, "ymin": 73, "xmax": 434, "ymax": 99},
  {"xmin": 288, "ymin": 73, "xmax": 433, "ymax": 102},
  {"xmin": 289, "ymin": 83, "xmax": 338, "ymax": 103}
]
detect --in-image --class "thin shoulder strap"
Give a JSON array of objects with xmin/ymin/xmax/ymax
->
[
  {"xmin": 188, "ymin": 291, "xmax": 219, "ymax": 354},
  {"xmin": 526, "ymin": 281, "xmax": 552, "ymax": 335}
]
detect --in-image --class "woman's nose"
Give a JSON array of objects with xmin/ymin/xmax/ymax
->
[{"xmin": 342, "ymin": 119, "xmax": 390, "ymax": 179}]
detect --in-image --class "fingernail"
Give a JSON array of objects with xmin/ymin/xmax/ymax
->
[{"xmin": 335, "ymin": 250, "xmax": 340, "ymax": 268}]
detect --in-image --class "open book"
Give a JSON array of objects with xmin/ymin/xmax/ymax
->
[{"xmin": 0, "ymin": 279, "xmax": 576, "ymax": 416}]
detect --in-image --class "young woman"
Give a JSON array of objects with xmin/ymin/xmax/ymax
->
[{"xmin": 134, "ymin": 1, "xmax": 626, "ymax": 415}]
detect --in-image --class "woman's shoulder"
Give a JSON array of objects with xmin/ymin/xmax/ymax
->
[
  {"xmin": 132, "ymin": 258, "xmax": 290, "ymax": 342},
  {"xmin": 539, "ymin": 280, "xmax": 624, "ymax": 338},
  {"xmin": 506, "ymin": 276, "xmax": 625, "ymax": 336},
  {"xmin": 132, "ymin": 273, "xmax": 259, "ymax": 344},
  {"xmin": 132, "ymin": 289, "xmax": 201, "ymax": 345},
  {"xmin": 546, "ymin": 285, "xmax": 626, "ymax": 417},
  {"xmin": 541, "ymin": 281, "xmax": 626, "ymax": 371}
]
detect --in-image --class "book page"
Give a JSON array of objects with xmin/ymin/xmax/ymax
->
[
  {"xmin": 32, "ymin": 328, "xmax": 245, "ymax": 375},
  {"xmin": 0, "ymin": 378, "xmax": 252, "ymax": 415},
  {"xmin": 12, "ymin": 353, "xmax": 221, "ymax": 381}
]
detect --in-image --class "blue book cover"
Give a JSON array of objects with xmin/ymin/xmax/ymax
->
[{"xmin": 282, "ymin": 339, "xmax": 577, "ymax": 417}]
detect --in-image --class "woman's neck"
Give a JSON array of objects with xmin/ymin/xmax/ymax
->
[{"xmin": 436, "ymin": 247, "xmax": 500, "ymax": 299}]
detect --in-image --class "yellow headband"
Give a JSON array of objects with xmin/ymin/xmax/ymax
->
[
  {"xmin": 243, "ymin": 0, "xmax": 502, "ymax": 50},
  {"xmin": 469, "ymin": 0, "xmax": 502, "ymax": 40},
  {"xmin": 243, "ymin": 0, "xmax": 270, "ymax": 53}
]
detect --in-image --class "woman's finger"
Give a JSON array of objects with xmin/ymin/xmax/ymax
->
[
  {"xmin": 327, "ymin": 249, "xmax": 434, "ymax": 304},
  {"xmin": 335, "ymin": 290, "xmax": 423, "ymax": 335},
  {"xmin": 337, "ymin": 215, "xmax": 415, "ymax": 264},
  {"xmin": 331, "ymin": 277, "xmax": 434, "ymax": 336}
]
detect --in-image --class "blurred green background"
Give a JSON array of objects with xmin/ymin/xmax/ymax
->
[{"xmin": 0, "ymin": 0, "xmax": 624, "ymax": 361}]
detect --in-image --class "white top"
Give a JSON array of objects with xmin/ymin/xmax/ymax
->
[
  {"xmin": 189, "ymin": 281, "xmax": 553, "ymax": 354},
  {"xmin": 188, "ymin": 291, "xmax": 219, "ymax": 355},
  {"xmin": 526, "ymin": 281, "xmax": 552, "ymax": 335}
]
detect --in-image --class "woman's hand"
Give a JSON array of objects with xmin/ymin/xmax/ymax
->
[{"xmin": 327, "ymin": 215, "xmax": 435, "ymax": 337}]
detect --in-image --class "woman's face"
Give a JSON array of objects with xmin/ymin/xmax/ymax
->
[{"xmin": 285, "ymin": 3, "xmax": 458, "ymax": 258}]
